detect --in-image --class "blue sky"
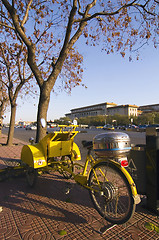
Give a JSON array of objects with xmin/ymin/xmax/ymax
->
[{"xmin": 4, "ymin": 43, "xmax": 159, "ymax": 124}]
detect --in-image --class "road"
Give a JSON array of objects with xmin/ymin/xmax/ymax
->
[
  {"xmin": 2, "ymin": 127, "xmax": 37, "ymax": 143},
  {"xmin": 2, "ymin": 127, "xmax": 146, "ymax": 145}
]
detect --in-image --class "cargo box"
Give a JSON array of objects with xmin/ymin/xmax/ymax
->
[{"xmin": 93, "ymin": 132, "xmax": 131, "ymax": 158}]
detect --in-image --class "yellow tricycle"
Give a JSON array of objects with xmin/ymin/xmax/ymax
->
[{"xmin": 21, "ymin": 122, "xmax": 140, "ymax": 225}]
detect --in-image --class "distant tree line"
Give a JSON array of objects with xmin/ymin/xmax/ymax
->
[{"xmin": 54, "ymin": 113, "xmax": 159, "ymax": 127}]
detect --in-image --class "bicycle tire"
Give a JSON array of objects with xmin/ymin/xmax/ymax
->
[
  {"xmin": 26, "ymin": 168, "xmax": 38, "ymax": 187},
  {"xmin": 88, "ymin": 161, "xmax": 136, "ymax": 224}
]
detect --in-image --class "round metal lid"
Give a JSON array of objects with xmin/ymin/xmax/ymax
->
[{"xmin": 93, "ymin": 132, "xmax": 130, "ymax": 141}]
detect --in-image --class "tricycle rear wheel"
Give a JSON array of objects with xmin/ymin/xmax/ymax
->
[{"xmin": 26, "ymin": 168, "xmax": 38, "ymax": 187}]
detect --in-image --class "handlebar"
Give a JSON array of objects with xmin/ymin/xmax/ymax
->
[{"xmin": 57, "ymin": 125, "xmax": 78, "ymax": 132}]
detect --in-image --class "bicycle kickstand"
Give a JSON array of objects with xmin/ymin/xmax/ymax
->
[{"xmin": 98, "ymin": 223, "xmax": 117, "ymax": 235}]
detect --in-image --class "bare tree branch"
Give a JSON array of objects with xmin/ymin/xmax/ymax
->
[
  {"xmin": 21, "ymin": 0, "xmax": 33, "ymax": 27},
  {"xmin": 74, "ymin": 0, "xmax": 157, "ymax": 23},
  {"xmin": 0, "ymin": 22, "xmax": 15, "ymax": 30}
]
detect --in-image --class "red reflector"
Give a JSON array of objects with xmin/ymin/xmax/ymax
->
[
  {"xmin": 75, "ymin": 154, "xmax": 80, "ymax": 159},
  {"xmin": 121, "ymin": 160, "xmax": 128, "ymax": 167}
]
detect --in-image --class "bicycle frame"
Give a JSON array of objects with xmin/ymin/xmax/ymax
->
[
  {"xmin": 40, "ymin": 142, "xmax": 140, "ymax": 206},
  {"xmin": 19, "ymin": 124, "xmax": 143, "ymax": 225},
  {"xmin": 21, "ymin": 125, "xmax": 140, "ymax": 205},
  {"xmin": 37, "ymin": 147, "xmax": 96, "ymax": 187}
]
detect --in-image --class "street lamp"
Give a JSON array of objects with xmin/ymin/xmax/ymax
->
[
  {"xmin": 105, "ymin": 115, "xmax": 108, "ymax": 125},
  {"xmin": 112, "ymin": 119, "xmax": 117, "ymax": 127}
]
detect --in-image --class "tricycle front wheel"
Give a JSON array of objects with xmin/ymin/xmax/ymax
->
[
  {"xmin": 26, "ymin": 168, "xmax": 38, "ymax": 187},
  {"xmin": 61, "ymin": 155, "xmax": 74, "ymax": 179}
]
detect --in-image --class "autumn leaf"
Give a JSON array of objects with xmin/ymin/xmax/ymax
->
[{"xmin": 120, "ymin": 52, "xmax": 125, "ymax": 57}]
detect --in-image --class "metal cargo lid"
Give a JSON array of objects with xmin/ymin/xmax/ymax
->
[
  {"xmin": 93, "ymin": 132, "xmax": 130, "ymax": 143},
  {"xmin": 93, "ymin": 132, "xmax": 131, "ymax": 158}
]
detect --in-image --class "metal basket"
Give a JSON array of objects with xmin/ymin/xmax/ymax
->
[{"xmin": 93, "ymin": 132, "xmax": 131, "ymax": 158}]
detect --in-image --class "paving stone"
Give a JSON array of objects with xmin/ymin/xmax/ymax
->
[{"xmin": 0, "ymin": 134, "xmax": 159, "ymax": 239}]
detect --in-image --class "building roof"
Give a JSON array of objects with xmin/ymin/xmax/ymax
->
[
  {"xmin": 70, "ymin": 102, "xmax": 117, "ymax": 111},
  {"xmin": 108, "ymin": 104, "xmax": 138, "ymax": 109},
  {"xmin": 139, "ymin": 103, "xmax": 159, "ymax": 108}
]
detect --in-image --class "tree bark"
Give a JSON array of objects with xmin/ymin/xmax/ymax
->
[
  {"xmin": 0, "ymin": 109, "xmax": 4, "ymax": 137},
  {"xmin": 36, "ymin": 84, "xmax": 51, "ymax": 142},
  {"xmin": 0, "ymin": 118, "xmax": 2, "ymax": 136},
  {"xmin": 7, "ymin": 104, "xmax": 16, "ymax": 146}
]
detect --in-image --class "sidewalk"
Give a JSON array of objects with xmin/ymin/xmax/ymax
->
[{"xmin": 0, "ymin": 133, "xmax": 158, "ymax": 240}]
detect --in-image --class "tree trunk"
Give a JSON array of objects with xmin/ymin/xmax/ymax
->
[
  {"xmin": 0, "ymin": 118, "xmax": 2, "ymax": 136},
  {"xmin": 0, "ymin": 107, "xmax": 4, "ymax": 137},
  {"xmin": 36, "ymin": 85, "xmax": 51, "ymax": 142},
  {"xmin": 7, "ymin": 104, "xmax": 16, "ymax": 146}
]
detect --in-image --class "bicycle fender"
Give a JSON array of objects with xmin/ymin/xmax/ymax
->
[
  {"xmin": 112, "ymin": 162, "xmax": 141, "ymax": 204},
  {"xmin": 21, "ymin": 144, "xmax": 47, "ymax": 169},
  {"xmin": 119, "ymin": 164, "xmax": 141, "ymax": 203}
]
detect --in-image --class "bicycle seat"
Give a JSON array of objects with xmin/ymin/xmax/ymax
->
[{"xmin": 82, "ymin": 140, "xmax": 93, "ymax": 149}]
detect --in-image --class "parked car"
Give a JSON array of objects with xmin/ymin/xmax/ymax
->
[
  {"xmin": 30, "ymin": 125, "xmax": 37, "ymax": 130},
  {"xmin": 147, "ymin": 124, "xmax": 159, "ymax": 128},
  {"xmin": 96, "ymin": 126, "xmax": 103, "ymax": 129},
  {"xmin": 25, "ymin": 125, "xmax": 37, "ymax": 130},
  {"xmin": 103, "ymin": 124, "xmax": 115, "ymax": 130},
  {"xmin": 138, "ymin": 125, "xmax": 148, "ymax": 132},
  {"xmin": 25, "ymin": 125, "xmax": 31, "ymax": 130}
]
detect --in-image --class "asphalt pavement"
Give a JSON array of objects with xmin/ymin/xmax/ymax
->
[{"xmin": 2, "ymin": 127, "xmax": 146, "ymax": 145}]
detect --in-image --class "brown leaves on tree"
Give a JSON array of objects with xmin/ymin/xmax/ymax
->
[
  {"xmin": 58, "ymin": 48, "xmax": 84, "ymax": 93},
  {"xmin": 1, "ymin": 0, "xmax": 159, "ymax": 141},
  {"xmin": 0, "ymin": 37, "xmax": 35, "ymax": 145}
]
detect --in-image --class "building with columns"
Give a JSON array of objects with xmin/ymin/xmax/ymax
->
[
  {"xmin": 65, "ymin": 102, "xmax": 139, "ymax": 120},
  {"xmin": 107, "ymin": 104, "xmax": 138, "ymax": 117}
]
